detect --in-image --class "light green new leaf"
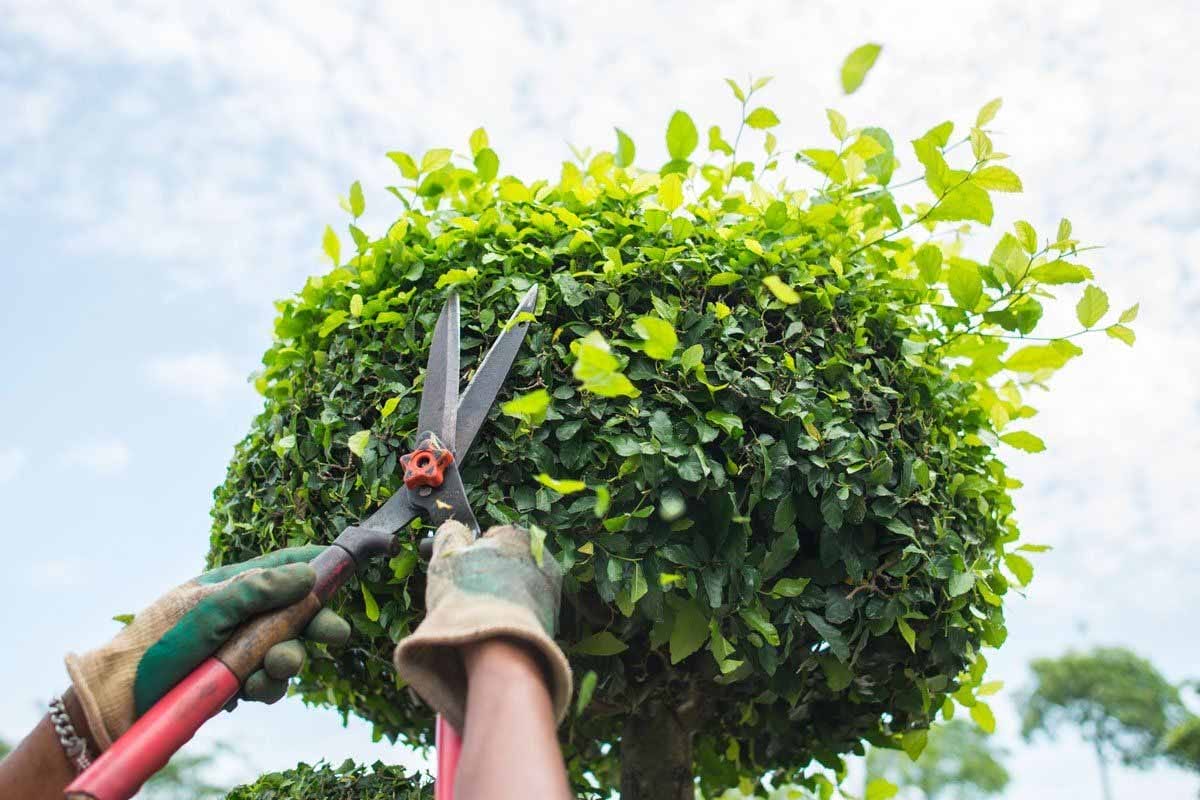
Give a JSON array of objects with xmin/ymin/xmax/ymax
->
[
  {"xmin": 1076, "ymin": 284, "xmax": 1109, "ymax": 327},
  {"xmin": 1000, "ymin": 430, "xmax": 1046, "ymax": 453},
  {"xmin": 897, "ymin": 617, "xmax": 917, "ymax": 652},
  {"xmin": 1005, "ymin": 340, "xmax": 1082, "ymax": 373},
  {"xmin": 670, "ymin": 600, "xmax": 710, "ymax": 664},
  {"xmin": 658, "ymin": 173, "xmax": 684, "ymax": 211},
  {"xmin": 739, "ymin": 606, "xmax": 780, "ymax": 646},
  {"xmin": 841, "ymin": 43, "xmax": 882, "ymax": 94},
  {"xmin": 1014, "ymin": 220, "xmax": 1038, "ymax": 253},
  {"xmin": 1107, "ymin": 325, "xmax": 1136, "ymax": 346},
  {"xmin": 901, "ymin": 729, "xmax": 928, "ymax": 761},
  {"xmin": 746, "ymin": 107, "xmax": 780, "ymax": 130},
  {"xmin": 948, "ymin": 261, "xmax": 983, "ymax": 310},
  {"xmin": 272, "ymin": 434, "xmax": 296, "ymax": 457},
  {"xmin": 347, "ymin": 430, "xmax": 371, "ymax": 457},
  {"xmin": 1119, "ymin": 302, "xmax": 1140, "ymax": 323},
  {"xmin": 379, "ymin": 396, "xmax": 401, "ymax": 420},
  {"xmin": 970, "ymin": 701, "xmax": 997, "ymax": 734},
  {"xmin": 1005, "ymin": 553, "xmax": 1034, "ymax": 585},
  {"xmin": 361, "ymin": 583, "xmax": 379, "ymax": 621},
  {"xmin": 707, "ymin": 272, "xmax": 741, "ymax": 286},
  {"xmin": 762, "ymin": 275, "xmax": 800, "ymax": 305},
  {"xmin": 574, "ymin": 631, "xmax": 628, "ymax": 656},
  {"xmin": 633, "ymin": 315, "xmax": 678, "ymax": 360},
  {"xmin": 474, "ymin": 148, "xmax": 499, "ymax": 182},
  {"xmin": 501, "ymin": 388, "xmax": 550, "ymax": 428},
  {"xmin": 386, "ymin": 151, "xmax": 418, "ymax": 179},
  {"xmin": 348, "ymin": 180, "xmax": 365, "ymax": 217},
  {"xmin": 826, "ymin": 108, "xmax": 848, "ymax": 141},
  {"xmin": 666, "ymin": 110, "xmax": 699, "ymax": 161},
  {"xmin": 976, "ymin": 97, "xmax": 1003, "ymax": 127},
  {"xmin": 973, "ymin": 165, "xmax": 1023, "ymax": 192},
  {"xmin": 615, "ymin": 127, "xmax": 636, "ymax": 167},
  {"xmin": 948, "ymin": 571, "xmax": 975, "ymax": 597},
  {"xmin": 435, "ymin": 266, "xmax": 479, "ymax": 289},
  {"xmin": 468, "ymin": 127, "xmax": 488, "ymax": 157},
  {"xmin": 593, "ymin": 485, "xmax": 611, "ymax": 518},
  {"xmin": 113, "ymin": 613, "xmax": 135, "ymax": 626},
  {"xmin": 529, "ymin": 523, "xmax": 546, "ymax": 566},
  {"xmin": 1029, "ymin": 261, "xmax": 1093, "ymax": 285},
  {"xmin": 865, "ymin": 778, "xmax": 899, "ymax": 800},
  {"xmin": 572, "ymin": 331, "xmax": 639, "ymax": 398},
  {"xmin": 575, "ymin": 670, "xmax": 598, "ymax": 715},
  {"xmin": 322, "ymin": 225, "xmax": 341, "ymax": 266},
  {"xmin": 421, "ymin": 148, "xmax": 452, "ymax": 172},
  {"xmin": 535, "ymin": 473, "xmax": 587, "ymax": 494}
]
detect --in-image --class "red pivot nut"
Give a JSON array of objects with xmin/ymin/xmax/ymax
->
[{"xmin": 401, "ymin": 443, "xmax": 455, "ymax": 490}]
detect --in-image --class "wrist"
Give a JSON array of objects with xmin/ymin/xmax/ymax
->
[
  {"xmin": 61, "ymin": 687, "xmax": 101, "ymax": 759},
  {"xmin": 462, "ymin": 637, "xmax": 549, "ymax": 688}
]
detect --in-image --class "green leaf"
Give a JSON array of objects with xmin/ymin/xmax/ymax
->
[
  {"xmin": 970, "ymin": 701, "xmax": 997, "ymax": 734},
  {"xmin": 1107, "ymin": 324, "xmax": 1136, "ymax": 346},
  {"xmin": 826, "ymin": 108, "xmax": 848, "ymax": 141},
  {"xmin": 1005, "ymin": 340, "xmax": 1082, "ymax": 373},
  {"xmin": 666, "ymin": 111, "xmax": 699, "ymax": 161},
  {"xmin": 574, "ymin": 631, "xmax": 629, "ymax": 656},
  {"xmin": 1014, "ymin": 220, "xmax": 1038, "ymax": 253},
  {"xmin": 761, "ymin": 529, "xmax": 798, "ymax": 579},
  {"xmin": 821, "ymin": 655, "xmax": 853, "ymax": 691},
  {"xmin": 705, "ymin": 410, "xmax": 743, "ymax": 437},
  {"xmin": 901, "ymin": 729, "xmax": 928, "ymax": 761},
  {"xmin": 976, "ymin": 97, "xmax": 1003, "ymax": 127},
  {"xmin": 347, "ymin": 430, "xmax": 371, "ymax": 457},
  {"xmin": 535, "ymin": 473, "xmax": 587, "ymax": 494},
  {"xmin": 896, "ymin": 617, "xmax": 917, "ymax": 652},
  {"xmin": 1029, "ymin": 261, "xmax": 1093, "ymax": 285},
  {"xmin": 746, "ymin": 107, "xmax": 780, "ymax": 130},
  {"xmin": 762, "ymin": 275, "xmax": 800, "ymax": 305},
  {"xmin": 468, "ymin": 127, "xmax": 488, "ymax": 157},
  {"xmin": 915, "ymin": 245, "xmax": 943, "ymax": 284},
  {"xmin": 973, "ymin": 165, "xmax": 1023, "ymax": 192},
  {"xmin": 948, "ymin": 571, "xmax": 975, "ymax": 597},
  {"xmin": 739, "ymin": 606, "xmax": 780, "ymax": 646},
  {"xmin": 501, "ymin": 389, "xmax": 550, "ymax": 428},
  {"xmin": 865, "ymin": 778, "xmax": 899, "ymax": 800},
  {"xmin": 575, "ymin": 670, "xmax": 598, "ymax": 715},
  {"xmin": 272, "ymin": 434, "xmax": 296, "ymax": 457},
  {"xmin": 112, "ymin": 613, "xmax": 135, "ymax": 626},
  {"xmin": 572, "ymin": 331, "xmax": 640, "ymax": 398},
  {"xmin": 633, "ymin": 315, "xmax": 678, "ymax": 360},
  {"xmin": 658, "ymin": 173, "xmax": 684, "ymax": 211},
  {"xmin": 361, "ymin": 583, "xmax": 379, "ymax": 622},
  {"xmin": 1017, "ymin": 543, "xmax": 1052, "ymax": 553},
  {"xmin": 929, "ymin": 182, "xmax": 993, "ymax": 224},
  {"xmin": 724, "ymin": 78, "xmax": 745, "ymax": 102},
  {"xmin": 769, "ymin": 577, "xmax": 810, "ymax": 597},
  {"xmin": 615, "ymin": 127, "xmax": 636, "ymax": 167},
  {"xmin": 386, "ymin": 151, "xmax": 418, "ymax": 179},
  {"xmin": 1076, "ymin": 285, "xmax": 1109, "ymax": 327},
  {"xmin": 322, "ymin": 225, "xmax": 341, "ymax": 266},
  {"xmin": 348, "ymin": 180, "xmax": 365, "ymax": 217},
  {"xmin": 593, "ymin": 485, "xmax": 611, "ymax": 518},
  {"xmin": 670, "ymin": 600, "xmax": 710, "ymax": 664},
  {"xmin": 389, "ymin": 551, "xmax": 418, "ymax": 582},
  {"xmin": 529, "ymin": 523, "xmax": 547, "ymax": 566},
  {"xmin": 841, "ymin": 43, "xmax": 882, "ymax": 94},
  {"xmin": 948, "ymin": 261, "xmax": 983, "ymax": 310},
  {"xmin": 421, "ymin": 148, "xmax": 452, "ymax": 172},
  {"xmin": 706, "ymin": 272, "xmax": 741, "ymax": 287},
  {"xmin": 474, "ymin": 148, "xmax": 499, "ymax": 182},
  {"xmin": 435, "ymin": 266, "xmax": 479, "ymax": 289},
  {"xmin": 1000, "ymin": 430, "xmax": 1046, "ymax": 453},
  {"xmin": 1005, "ymin": 553, "xmax": 1034, "ymax": 585},
  {"xmin": 1119, "ymin": 302, "xmax": 1140, "ymax": 323}
]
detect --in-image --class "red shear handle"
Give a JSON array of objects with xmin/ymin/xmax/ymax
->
[
  {"xmin": 64, "ymin": 658, "xmax": 240, "ymax": 800},
  {"xmin": 435, "ymin": 714, "xmax": 463, "ymax": 800}
]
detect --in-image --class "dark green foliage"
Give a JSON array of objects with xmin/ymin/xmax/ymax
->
[
  {"xmin": 223, "ymin": 760, "xmax": 430, "ymax": 799},
  {"xmin": 208, "ymin": 73, "xmax": 1128, "ymax": 791}
]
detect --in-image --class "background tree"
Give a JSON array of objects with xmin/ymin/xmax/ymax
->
[
  {"xmin": 866, "ymin": 720, "xmax": 1009, "ymax": 800},
  {"xmin": 0, "ymin": 738, "xmax": 9, "ymax": 760},
  {"xmin": 1021, "ymin": 647, "xmax": 1184, "ymax": 800},
  {"xmin": 207, "ymin": 46, "xmax": 1133, "ymax": 798}
]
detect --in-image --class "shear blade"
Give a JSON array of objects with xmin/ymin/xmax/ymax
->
[{"xmin": 418, "ymin": 294, "xmax": 460, "ymax": 447}]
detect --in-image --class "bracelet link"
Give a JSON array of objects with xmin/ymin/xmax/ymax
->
[{"xmin": 49, "ymin": 695, "xmax": 93, "ymax": 773}]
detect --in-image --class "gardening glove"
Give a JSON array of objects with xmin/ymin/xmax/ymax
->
[
  {"xmin": 393, "ymin": 521, "xmax": 572, "ymax": 731},
  {"xmin": 65, "ymin": 546, "xmax": 351, "ymax": 751}
]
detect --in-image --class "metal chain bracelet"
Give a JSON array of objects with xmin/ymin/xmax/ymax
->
[{"xmin": 49, "ymin": 695, "xmax": 92, "ymax": 773}]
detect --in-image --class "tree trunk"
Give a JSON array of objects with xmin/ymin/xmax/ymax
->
[{"xmin": 619, "ymin": 701, "xmax": 695, "ymax": 800}]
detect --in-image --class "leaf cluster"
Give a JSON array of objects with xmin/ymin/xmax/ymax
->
[
  {"xmin": 208, "ymin": 77, "xmax": 1130, "ymax": 791},
  {"xmin": 223, "ymin": 760, "xmax": 430, "ymax": 799}
]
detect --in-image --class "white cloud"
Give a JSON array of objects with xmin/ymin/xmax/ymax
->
[
  {"xmin": 0, "ymin": 447, "xmax": 26, "ymax": 483},
  {"xmin": 60, "ymin": 437, "xmax": 131, "ymax": 476},
  {"xmin": 144, "ymin": 352, "xmax": 248, "ymax": 405}
]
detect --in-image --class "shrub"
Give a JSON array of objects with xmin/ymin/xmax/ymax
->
[
  {"xmin": 208, "ymin": 69, "xmax": 1132, "ymax": 797},
  {"xmin": 224, "ymin": 761, "xmax": 430, "ymax": 799}
]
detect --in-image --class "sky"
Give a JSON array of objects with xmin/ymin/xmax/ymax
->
[{"xmin": 0, "ymin": 1, "xmax": 1197, "ymax": 797}]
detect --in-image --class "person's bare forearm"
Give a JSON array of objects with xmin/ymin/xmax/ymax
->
[
  {"xmin": 0, "ymin": 688, "xmax": 97, "ymax": 800},
  {"xmin": 456, "ymin": 638, "xmax": 572, "ymax": 800}
]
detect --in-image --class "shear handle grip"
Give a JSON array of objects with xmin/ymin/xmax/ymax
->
[{"xmin": 64, "ymin": 547, "xmax": 359, "ymax": 800}]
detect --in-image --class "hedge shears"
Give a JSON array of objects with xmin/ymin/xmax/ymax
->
[{"xmin": 66, "ymin": 285, "xmax": 541, "ymax": 800}]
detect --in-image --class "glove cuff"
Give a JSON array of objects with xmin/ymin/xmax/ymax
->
[
  {"xmin": 393, "ymin": 594, "xmax": 573, "ymax": 731},
  {"xmin": 65, "ymin": 652, "xmax": 119, "ymax": 751}
]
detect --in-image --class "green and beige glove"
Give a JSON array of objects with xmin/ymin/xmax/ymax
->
[
  {"xmin": 394, "ymin": 521, "xmax": 572, "ymax": 731},
  {"xmin": 65, "ymin": 546, "xmax": 350, "ymax": 751}
]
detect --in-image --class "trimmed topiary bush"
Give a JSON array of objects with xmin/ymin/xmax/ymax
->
[
  {"xmin": 224, "ymin": 761, "xmax": 430, "ymax": 799},
  {"xmin": 208, "ymin": 67, "xmax": 1133, "ymax": 797}
]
